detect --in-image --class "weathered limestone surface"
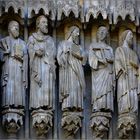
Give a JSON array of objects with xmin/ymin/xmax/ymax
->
[
  {"xmin": 57, "ymin": 25, "xmax": 85, "ymax": 139},
  {"xmin": 0, "ymin": 0, "xmax": 139, "ymax": 139},
  {"xmin": 89, "ymin": 26, "xmax": 114, "ymax": 139},
  {"xmin": 115, "ymin": 30, "xmax": 139, "ymax": 139}
]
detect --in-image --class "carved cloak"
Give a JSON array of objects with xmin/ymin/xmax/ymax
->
[
  {"xmin": 57, "ymin": 41, "xmax": 85, "ymax": 111},
  {"xmin": 0, "ymin": 36, "xmax": 28, "ymax": 108},
  {"xmin": 115, "ymin": 46, "xmax": 138, "ymax": 114},
  {"xmin": 28, "ymin": 33, "xmax": 56, "ymax": 110},
  {"xmin": 89, "ymin": 43, "xmax": 114, "ymax": 112}
]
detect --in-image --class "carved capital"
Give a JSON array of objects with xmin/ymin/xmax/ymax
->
[
  {"xmin": 90, "ymin": 112, "xmax": 112, "ymax": 139},
  {"xmin": 2, "ymin": 108, "xmax": 24, "ymax": 134},
  {"xmin": 118, "ymin": 113, "xmax": 136, "ymax": 139},
  {"xmin": 61, "ymin": 111, "xmax": 83, "ymax": 138},
  {"xmin": 31, "ymin": 109, "xmax": 53, "ymax": 137}
]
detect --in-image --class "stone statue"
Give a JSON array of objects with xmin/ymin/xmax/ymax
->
[
  {"xmin": 88, "ymin": 26, "xmax": 114, "ymax": 139},
  {"xmin": 28, "ymin": 15, "xmax": 56, "ymax": 137},
  {"xmin": 115, "ymin": 30, "xmax": 139, "ymax": 139},
  {"xmin": 57, "ymin": 25, "xmax": 85, "ymax": 139},
  {"xmin": 0, "ymin": 20, "xmax": 28, "ymax": 135}
]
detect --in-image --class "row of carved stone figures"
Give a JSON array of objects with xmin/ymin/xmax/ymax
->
[{"xmin": 0, "ymin": 15, "xmax": 139, "ymax": 139}]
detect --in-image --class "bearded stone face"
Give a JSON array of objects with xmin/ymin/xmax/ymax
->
[
  {"xmin": 72, "ymin": 28, "xmax": 80, "ymax": 44},
  {"xmin": 38, "ymin": 17, "xmax": 48, "ymax": 34},
  {"xmin": 9, "ymin": 21, "xmax": 19, "ymax": 38},
  {"xmin": 125, "ymin": 31, "xmax": 133, "ymax": 47}
]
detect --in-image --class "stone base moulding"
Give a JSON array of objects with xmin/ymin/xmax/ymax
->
[
  {"xmin": 31, "ymin": 109, "xmax": 53, "ymax": 137},
  {"xmin": 61, "ymin": 111, "xmax": 83, "ymax": 139},
  {"xmin": 90, "ymin": 112, "xmax": 112, "ymax": 139},
  {"xmin": 118, "ymin": 113, "xmax": 137, "ymax": 139},
  {"xmin": 2, "ymin": 108, "xmax": 24, "ymax": 135}
]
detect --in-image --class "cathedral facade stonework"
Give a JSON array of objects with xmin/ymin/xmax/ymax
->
[{"xmin": 0, "ymin": 0, "xmax": 140, "ymax": 139}]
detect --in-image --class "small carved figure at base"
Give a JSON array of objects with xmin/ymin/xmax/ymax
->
[
  {"xmin": 118, "ymin": 113, "xmax": 136, "ymax": 139},
  {"xmin": 2, "ymin": 109, "xmax": 24, "ymax": 135},
  {"xmin": 90, "ymin": 112, "xmax": 112, "ymax": 140},
  {"xmin": 31, "ymin": 109, "xmax": 53, "ymax": 137},
  {"xmin": 61, "ymin": 111, "xmax": 83, "ymax": 139}
]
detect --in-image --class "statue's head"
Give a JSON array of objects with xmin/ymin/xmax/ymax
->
[
  {"xmin": 8, "ymin": 21, "xmax": 19, "ymax": 38},
  {"xmin": 119, "ymin": 30, "xmax": 133, "ymax": 47},
  {"xmin": 66, "ymin": 26, "xmax": 80, "ymax": 43},
  {"xmin": 36, "ymin": 15, "xmax": 48, "ymax": 34},
  {"xmin": 97, "ymin": 26, "xmax": 108, "ymax": 42}
]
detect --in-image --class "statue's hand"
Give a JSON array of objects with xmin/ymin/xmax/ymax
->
[
  {"xmin": 36, "ymin": 49, "xmax": 44, "ymax": 57},
  {"xmin": 34, "ymin": 75, "xmax": 42, "ymax": 87},
  {"xmin": 122, "ymin": 69, "xmax": 128, "ymax": 76},
  {"xmin": 106, "ymin": 58, "xmax": 113, "ymax": 63},
  {"xmin": 99, "ymin": 58, "xmax": 107, "ymax": 65}
]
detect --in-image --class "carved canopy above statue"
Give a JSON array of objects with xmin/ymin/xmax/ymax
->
[
  {"xmin": 0, "ymin": 0, "xmax": 139, "ymax": 25},
  {"xmin": 0, "ymin": 0, "xmax": 24, "ymax": 18}
]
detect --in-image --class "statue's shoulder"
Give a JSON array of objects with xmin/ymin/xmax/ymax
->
[
  {"xmin": 106, "ymin": 44, "xmax": 113, "ymax": 51},
  {"xmin": 28, "ymin": 34, "xmax": 36, "ymax": 45},
  {"xmin": 45, "ymin": 35, "xmax": 54, "ymax": 43},
  {"xmin": 28, "ymin": 34, "xmax": 34, "ymax": 41},
  {"xmin": 89, "ymin": 41, "xmax": 99, "ymax": 50},
  {"xmin": 116, "ymin": 46, "xmax": 122, "ymax": 51},
  {"xmin": 46, "ymin": 35, "xmax": 53, "ymax": 41},
  {"xmin": 0, "ymin": 36, "xmax": 10, "ymax": 43},
  {"xmin": 19, "ymin": 38, "xmax": 26, "ymax": 45},
  {"xmin": 115, "ymin": 47, "xmax": 124, "ymax": 55}
]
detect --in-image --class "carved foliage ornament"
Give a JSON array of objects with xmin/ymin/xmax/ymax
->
[
  {"xmin": 31, "ymin": 109, "xmax": 53, "ymax": 136},
  {"xmin": 118, "ymin": 114, "xmax": 136, "ymax": 139},
  {"xmin": 2, "ymin": 109, "xmax": 24, "ymax": 134},
  {"xmin": 90, "ymin": 112, "xmax": 112, "ymax": 139},
  {"xmin": 62, "ymin": 112, "xmax": 82, "ymax": 138}
]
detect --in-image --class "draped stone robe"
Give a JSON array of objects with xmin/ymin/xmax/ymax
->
[
  {"xmin": 28, "ymin": 33, "xmax": 55, "ymax": 110},
  {"xmin": 115, "ymin": 46, "xmax": 139, "ymax": 115},
  {"xmin": 57, "ymin": 41, "xmax": 85, "ymax": 111},
  {"xmin": 0, "ymin": 36, "xmax": 28, "ymax": 108},
  {"xmin": 89, "ymin": 42, "xmax": 114, "ymax": 112}
]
